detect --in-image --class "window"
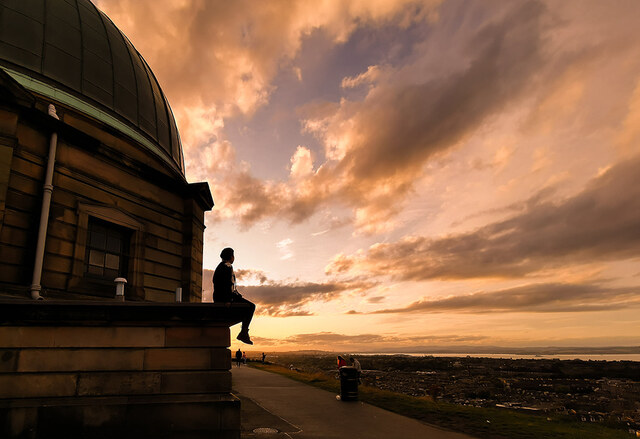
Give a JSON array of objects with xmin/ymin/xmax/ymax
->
[
  {"xmin": 84, "ymin": 217, "xmax": 131, "ymax": 281},
  {"xmin": 69, "ymin": 204, "xmax": 144, "ymax": 299}
]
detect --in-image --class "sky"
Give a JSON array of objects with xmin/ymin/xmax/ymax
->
[{"xmin": 96, "ymin": 0, "xmax": 640, "ymax": 352}]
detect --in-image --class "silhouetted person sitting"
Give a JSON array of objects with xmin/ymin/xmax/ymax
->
[{"xmin": 213, "ymin": 247, "xmax": 255, "ymax": 345}]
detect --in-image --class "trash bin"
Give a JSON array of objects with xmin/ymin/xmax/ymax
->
[{"xmin": 339, "ymin": 366, "xmax": 358, "ymax": 401}]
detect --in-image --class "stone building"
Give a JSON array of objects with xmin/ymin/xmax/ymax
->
[
  {"xmin": 0, "ymin": 0, "xmax": 213, "ymax": 302},
  {"xmin": 0, "ymin": 4, "xmax": 247, "ymax": 437}
]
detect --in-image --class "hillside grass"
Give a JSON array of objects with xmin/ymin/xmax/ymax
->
[{"xmin": 249, "ymin": 362, "xmax": 630, "ymax": 439}]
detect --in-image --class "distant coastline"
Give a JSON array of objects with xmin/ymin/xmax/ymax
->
[
  {"xmin": 358, "ymin": 345, "xmax": 640, "ymax": 362},
  {"xmin": 260, "ymin": 346, "xmax": 640, "ymax": 362},
  {"xmin": 354, "ymin": 352, "xmax": 640, "ymax": 362},
  {"xmin": 364, "ymin": 345, "xmax": 640, "ymax": 354}
]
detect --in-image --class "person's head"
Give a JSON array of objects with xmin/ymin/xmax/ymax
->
[
  {"xmin": 220, "ymin": 247, "xmax": 234, "ymax": 263},
  {"xmin": 349, "ymin": 357, "xmax": 354, "ymax": 363}
]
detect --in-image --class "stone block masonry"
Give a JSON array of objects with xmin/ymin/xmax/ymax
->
[{"xmin": 0, "ymin": 300, "xmax": 251, "ymax": 439}]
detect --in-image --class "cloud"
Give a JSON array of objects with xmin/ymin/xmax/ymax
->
[
  {"xmin": 235, "ymin": 268, "xmax": 269, "ymax": 284},
  {"xmin": 94, "ymin": 0, "xmax": 446, "ymax": 233},
  {"xmin": 341, "ymin": 65, "xmax": 383, "ymax": 89},
  {"xmin": 449, "ymin": 185, "xmax": 559, "ymax": 229},
  {"xmin": 326, "ymin": 154, "xmax": 640, "ymax": 280},
  {"xmin": 202, "ymin": 269, "xmax": 377, "ymax": 316},
  {"xmin": 276, "ymin": 238, "xmax": 294, "ymax": 260},
  {"xmin": 243, "ymin": 279, "xmax": 376, "ymax": 316},
  {"xmin": 99, "ymin": 0, "xmax": 547, "ymax": 231},
  {"xmin": 317, "ymin": 2, "xmax": 543, "ymax": 178},
  {"xmin": 246, "ymin": 1, "xmax": 546, "ymax": 231},
  {"xmin": 252, "ymin": 331, "xmax": 488, "ymax": 348},
  {"xmin": 96, "ymin": 0, "xmax": 439, "ymax": 152},
  {"xmin": 291, "ymin": 0, "xmax": 547, "ymax": 233},
  {"xmin": 289, "ymin": 146, "xmax": 314, "ymax": 179},
  {"xmin": 365, "ymin": 282, "xmax": 640, "ymax": 314},
  {"xmin": 616, "ymin": 79, "xmax": 640, "ymax": 155},
  {"xmin": 97, "ymin": 0, "xmax": 640, "ymax": 237}
]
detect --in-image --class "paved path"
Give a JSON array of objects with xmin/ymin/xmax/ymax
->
[{"xmin": 232, "ymin": 366, "xmax": 475, "ymax": 439}]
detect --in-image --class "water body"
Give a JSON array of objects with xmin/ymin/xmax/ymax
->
[{"xmin": 356, "ymin": 353, "xmax": 640, "ymax": 362}]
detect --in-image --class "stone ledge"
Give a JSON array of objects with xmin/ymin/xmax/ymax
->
[
  {"xmin": 0, "ymin": 300, "xmax": 251, "ymax": 327},
  {"xmin": 0, "ymin": 326, "xmax": 231, "ymax": 348},
  {"xmin": 1, "ymin": 347, "xmax": 231, "ymax": 372}
]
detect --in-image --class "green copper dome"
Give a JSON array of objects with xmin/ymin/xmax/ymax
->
[{"xmin": 0, "ymin": 0, "xmax": 184, "ymax": 175}]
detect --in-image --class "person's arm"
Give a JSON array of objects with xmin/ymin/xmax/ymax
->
[{"xmin": 230, "ymin": 267, "xmax": 243, "ymax": 298}]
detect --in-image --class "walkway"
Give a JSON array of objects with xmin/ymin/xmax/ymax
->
[{"xmin": 232, "ymin": 365, "xmax": 476, "ymax": 439}]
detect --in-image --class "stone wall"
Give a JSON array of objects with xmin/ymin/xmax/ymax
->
[{"xmin": 0, "ymin": 301, "xmax": 248, "ymax": 438}]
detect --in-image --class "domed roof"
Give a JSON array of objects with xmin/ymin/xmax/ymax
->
[{"xmin": 0, "ymin": 0, "xmax": 184, "ymax": 175}]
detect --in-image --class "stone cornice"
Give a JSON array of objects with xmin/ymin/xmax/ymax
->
[{"xmin": 0, "ymin": 300, "xmax": 251, "ymax": 327}]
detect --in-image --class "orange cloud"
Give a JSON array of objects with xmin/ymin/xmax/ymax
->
[
  {"xmin": 363, "ymin": 282, "xmax": 640, "ymax": 314},
  {"xmin": 97, "ymin": 0, "xmax": 440, "ymax": 117},
  {"xmin": 97, "ymin": 0, "xmax": 444, "ymax": 227},
  {"xmin": 252, "ymin": 332, "xmax": 488, "ymax": 349},
  {"xmin": 199, "ymin": 1, "xmax": 547, "ymax": 229},
  {"xmin": 617, "ymin": 79, "xmax": 640, "ymax": 155},
  {"xmin": 202, "ymin": 268, "xmax": 377, "ymax": 316},
  {"xmin": 97, "ymin": 0, "xmax": 640, "ymax": 239},
  {"xmin": 326, "ymin": 154, "xmax": 640, "ymax": 280}
]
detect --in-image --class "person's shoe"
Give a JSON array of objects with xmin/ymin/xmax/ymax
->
[{"xmin": 237, "ymin": 330, "xmax": 253, "ymax": 345}]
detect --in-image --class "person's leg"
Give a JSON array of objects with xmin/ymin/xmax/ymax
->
[
  {"xmin": 232, "ymin": 295, "xmax": 255, "ymax": 344},
  {"xmin": 234, "ymin": 296, "xmax": 256, "ymax": 332}
]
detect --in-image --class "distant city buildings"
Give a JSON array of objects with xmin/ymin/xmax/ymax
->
[{"xmin": 365, "ymin": 358, "xmax": 640, "ymax": 430}]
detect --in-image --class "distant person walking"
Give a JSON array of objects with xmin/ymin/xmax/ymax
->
[
  {"xmin": 350, "ymin": 356, "xmax": 362, "ymax": 383},
  {"xmin": 261, "ymin": 352, "xmax": 266, "ymax": 364},
  {"xmin": 213, "ymin": 247, "xmax": 256, "ymax": 344},
  {"xmin": 242, "ymin": 351, "xmax": 247, "ymax": 365},
  {"xmin": 235, "ymin": 348, "xmax": 242, "ymax": 367}
]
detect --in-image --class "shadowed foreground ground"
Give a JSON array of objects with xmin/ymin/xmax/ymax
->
[{"xmin": 232, "ymin": 365, "xmax": 475, "ymax": 439}]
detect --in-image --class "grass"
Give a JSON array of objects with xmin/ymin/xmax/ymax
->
[{"xmin": 249, "ymin": 362, "xmax": 631, "ymax": 439}]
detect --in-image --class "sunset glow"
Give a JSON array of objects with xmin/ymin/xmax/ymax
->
[{"xmin": 97, "ymin": 0, "xmax": 640, "ymax": 352}]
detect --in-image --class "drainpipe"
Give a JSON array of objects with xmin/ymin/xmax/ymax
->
[{"xmin": 30, "ymin": 104, "xmax": 59, "ymax": 300}]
